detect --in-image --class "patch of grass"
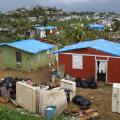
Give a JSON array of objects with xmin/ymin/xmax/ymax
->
[
  {"xmin": 0, "ymin": 105, "xmax": 66, "ymax": 120},
  {"xmin": 0, "ymin": 105, "xmax": 43, "ymax": 120}
]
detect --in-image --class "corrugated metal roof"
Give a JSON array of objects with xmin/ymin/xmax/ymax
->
[
  {"xmin": 2, "ymin": 39, "xmax": 55, "ymax": 54},
  {"xmin": 0, "ymin": 43, "xmax": 6, "ymax": 46},
  {"xmin": 54, "ymin": 39, "xmax": 120, "ymax": 57},
  {"xmin": 88, "ymin": 24, "xmax": 104, "ymax": 30},
  {"xmin": 35, "ymin": 26, "xmax": 57, "ymax": 31}
]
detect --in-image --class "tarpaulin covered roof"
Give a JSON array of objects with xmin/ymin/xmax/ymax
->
[
  {"xmin": 35, "ymin": 25, "xmax": 57, "ymax": 31},
  {"xmin": 1, "ymin": 39, "xmax": 55, "ymax": 54},
  {"xmin": 54, "ymin": 39, "xmax": 120, "ymax": 57},
  {"xmin": 87, "ymin": 24, "xmax": 105, "ymax": 30}
]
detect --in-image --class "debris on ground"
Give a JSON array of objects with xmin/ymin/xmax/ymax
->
[
  {"xmin": 63, "ymin": 107, "xmax": 99, "ymax": 120},
  {"xmin": 0, "ymin": 77, "xmax": 31, "ymax": 101},
  {"xmin": 75, "ymin": 77, "xmax": 97, "ymax": 89},
  {"xmin": 80, "ymin": 111, "xmax": 99, "ymax": 120},
  {"xmin": 72, "ymin": 95, "xmax": 91, "ymax": 109},
  {"xmin": 0, "ymin": 97, "xmax": 8, "ymax": 103},
  {"xmin": 84, "ymin": 108, "xmax": 95, "ymax": 115}
]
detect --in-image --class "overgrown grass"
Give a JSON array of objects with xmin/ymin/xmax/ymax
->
[
  {"xmin": 0, "ymin": 105, "xmax": 43, "ymax": 120},
  {"xmin": 0, "ymin": 105, "xmax": 65, "ymax": 120}
]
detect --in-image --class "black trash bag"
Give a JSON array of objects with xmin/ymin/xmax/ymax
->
[
  {"xmin": 2, "ymin": 77, "xmax": 14, "ymax": 89},
  {"xmin": 85, "ymin": 76, "xmax": 95, "ymax": 87},
  {"xmin": 90, "ymin": 82, "xmax": 97, "ymax": 89},
  {"xmin": 72, "ymin": 95, "xmax": 91, "ymax": 108},
  {"xmin": 75, "ymin": 78, "xmax": 82, "ymax": 87},
  {"xmin": 80, "ymin": 81, "xmax": 89, "ymax": 88},
  {"xmin": 0, "ymin": 90, "xmax": 2, "ymax": 96}
]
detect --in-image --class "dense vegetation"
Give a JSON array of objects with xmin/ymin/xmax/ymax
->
[{"xmin": 0, "ymin": 5, "xmax": 120, "ymax": 44}]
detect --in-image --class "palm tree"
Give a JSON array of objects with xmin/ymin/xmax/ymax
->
[
  {"xmin": 15, "ymin": 19, "xmax": 33, "ymax": 38},
  {"xmin": 112, "ymin": 19, "xmax": 120, "ymax": 32},
  {"xmin": 62, "ymin": 23, "xmax": 97, "ymax": 45}
]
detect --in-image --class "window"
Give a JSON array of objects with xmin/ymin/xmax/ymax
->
[
  {"xmin": 72, "ymin": 54, "xmax": 83, "ymax": 69},
  {"xmin": 16, "ymin": 52, "xmax": 22, "ymax": 62}
]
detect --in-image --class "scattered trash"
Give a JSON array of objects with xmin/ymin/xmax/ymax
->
[
  {"xmin": 64, "ymin": 116, "xmax": 80, "ymax": 120},
  {"xmin": 80, "ymin": 111, "xmax": 99, "ymax": 120},
  {"xmin": 83, "ymin": 108, "xmax": 95, "ymax": 115},
  {"xmin": 0, "ymin": 86, "xmax": 11, "ymax": 101},
  {"xmin": 0, "ymin": 75, "xmax": 99, "ymax": 119},
  {"xmin": 75, "ymin": 77, "xmax": 97, "ymax": 89},
  {"xmin": 90, "ymin": 97, "xmax": 94, "ymax": 99},
  {"xmin": 0, "ymin": 97, "xmax": 8, "ymax": 103},
  {"xmin": 0, "ymin": 77, "xmax": 32, "ymax": 101},
  {"xmin": 72, "ymin": 95, "xmax": 91, "ymax": 109},
  {"xmin": 51, "ymin": 69, "xmax": 60, "ymax": 80}
]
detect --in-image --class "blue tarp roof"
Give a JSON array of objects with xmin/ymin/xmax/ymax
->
[
  {"xmin": 0, "ymin": 39, "xmax": 55, "ymax": 54},
  {"xmin": 35, "ymin": 25, "xmax": 57, "ymax": 31},
  {"xmin": 54, "ymin": 39, "xmax": 120, "ymax": 57},
  {"xmin": 87, "ymin": 24, "xmax": 105, "ymax": 30}
]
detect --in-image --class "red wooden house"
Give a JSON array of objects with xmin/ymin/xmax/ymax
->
[{"xmin": 55, "ymin": 39, "xmax": 120, "ymax": 83}]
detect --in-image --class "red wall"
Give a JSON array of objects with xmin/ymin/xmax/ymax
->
[
  {"xmin": 58, "ymin": 48, "xmax": 120, "ymax": 83},
  {"xmin": 59, "ymin": 54, "xmax": 95, "ymax": 79},
  {"xmin": 108, "ymin": 58, "xmax": 120, "ymax": 83},
  {"xmin": 66, "ymin": 48, "xmax": 113, "ymax": 56}
]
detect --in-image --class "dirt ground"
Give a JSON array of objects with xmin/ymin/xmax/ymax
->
[
  {"xmin": 0, "ymin": 67, "xmax": 120, "ymax": 120},
  {"xmin": 68, "ymin": 85, "xmax": 120, "ymax": 120},
  {"xmin": 0, "ymin": 66, "xmax": 53, "ymax": 84}
]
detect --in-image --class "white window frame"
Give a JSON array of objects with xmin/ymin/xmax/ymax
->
[{"xmin": 72, "ymin": 54, "xmax": 83, "ymax": 69}]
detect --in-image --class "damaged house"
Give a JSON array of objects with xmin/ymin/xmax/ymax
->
[
  {"xmin": 55, "ymin": 39, "xmax": 120, "ymax": 83},
  {"xmin": 0, "ymin": 39, "xmax": 55, "ymax": 71}
]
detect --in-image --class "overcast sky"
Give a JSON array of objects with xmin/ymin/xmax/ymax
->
[{"xmin": 0, "ymin": 0, "xmax": 120, "ymax": 12}]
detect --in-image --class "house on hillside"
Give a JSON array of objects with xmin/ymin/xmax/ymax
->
[
  {"xmin": 55, "ymin": 39, "xmax": 120, "ymax": 84},
  {"xmin": 35, "ymin": 25, "xmax": 57, "ymax": 38},
  {"xmin": 0, "ymin": 28, "xmax": 11, "ymax": 35},
  {"xmin": 0, "ymin": 39, "xmax": 55, "ymax": 71},
  {"xmin": 26, "ymin": 29, "xmax": 36, "ymax": 38},
  {"xmin": 28, "ymin": 17, "xmax": 37, "ymax": 22},
  {"xmin": 87, "ymin": 24, "xmax": 105, "ymax": 30}
]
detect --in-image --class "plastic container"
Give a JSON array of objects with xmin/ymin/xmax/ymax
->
[{"xmin": 45, "ymin": 106, "xmax": 56, "ymax": 120}]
